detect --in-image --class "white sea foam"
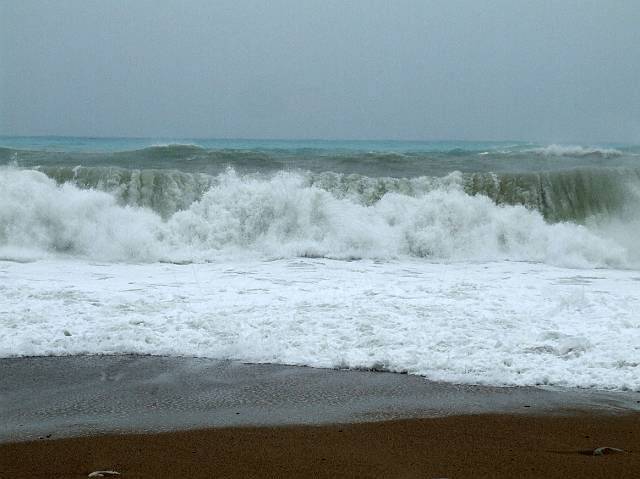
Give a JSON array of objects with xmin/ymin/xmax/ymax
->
[
  {"xmin": 0, "ymin": 167, "xmax": 631, "ymax": 268},
  {"xmin": 0, "ymin": 168, "xmax": 164, "ymax": 261},
  {"xmin": 528, "ymin": 144, "xmax": 623, "ymax": 158},
  {"xmin": 1, "ymin": 259, "xmax": 638, "ymax": 390}
]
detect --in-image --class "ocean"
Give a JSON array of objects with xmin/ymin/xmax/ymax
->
[{"xmin": 1, "ymin": 137, "xmax": 639, "ymax": 390}]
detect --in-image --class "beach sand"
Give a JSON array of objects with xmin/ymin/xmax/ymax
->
[
  {"xmin": 2, "ymin": 356, "xmax": 639, "ymax": 478},
  {"xmin": 2, "ymin": 414, "xmax": 639, "ymax": 478}
]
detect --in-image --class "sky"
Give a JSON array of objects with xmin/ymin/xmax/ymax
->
[{"xmin": 1, "ymin": 0, "xmax": 639, "ymax": 142}]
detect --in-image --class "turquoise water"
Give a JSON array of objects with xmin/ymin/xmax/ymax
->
[{"xmin": 0, "ymin": 136, "xmax": 524, "ymax": 153}]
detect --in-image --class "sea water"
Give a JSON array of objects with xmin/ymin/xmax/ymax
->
[{"xmin": 1, "ymin": 137, "xmax": 639, "ymax": 390}]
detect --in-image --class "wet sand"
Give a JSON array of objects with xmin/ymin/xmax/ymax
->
[
  {"xmin": 2, "ymin": 355, "xmax": 639, "ymax": 442},
  {"xmin": 2, "ymin": 414, "xmax": 640, "ymax": 478},
  {"xmin": 2, "ymin": 355, "xmax": 639, "ymax": 477}
]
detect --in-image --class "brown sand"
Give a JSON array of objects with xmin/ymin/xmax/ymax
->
[{"xmin": 2, "ymin": 413, "xmax": 639, "ymax": 478}]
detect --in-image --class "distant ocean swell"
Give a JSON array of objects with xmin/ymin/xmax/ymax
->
[
  {"xmin": 1, "ymin": 143, "xmax": 636, "ymax": 177},
  {"xmin": 1, "ymin": 165, "xmax": 637, "ymax": 267},
  {"xmin": 0, "ymin": 142, "xmax": 629, "ymax": 159}
]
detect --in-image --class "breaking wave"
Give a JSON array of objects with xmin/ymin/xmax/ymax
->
[
  {"xmin": 33, "ymin": 164, "xmax": 640, "ymax": 223},
  {"xmin": 1, "ymin": 166, "xmax": 636, "ymax": 267},
  {"xmin": 525, "ymin": 144, "xmax": 624, "ymax": 158}
]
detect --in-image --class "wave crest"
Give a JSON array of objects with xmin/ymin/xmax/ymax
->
[{"xmin": 526, "ymin": 144, "xmax": 623, "ymax": 158}]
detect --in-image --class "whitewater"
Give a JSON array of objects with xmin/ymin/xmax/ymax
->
[{"xmin": 1, "ymin": 138, "xmax": 639, "ymax": 390}]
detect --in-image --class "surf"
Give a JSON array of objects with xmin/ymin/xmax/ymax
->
[{"xmin": 0, "ymin": 166, "xmax": 634, "ymax": 268}]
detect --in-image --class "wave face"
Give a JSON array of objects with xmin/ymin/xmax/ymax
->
[
  {"xmin": 464, "ymin": 168, "xmax": 640, "ymax": 222},
  {"xmin": 39, "ymin": 165, "xmax": 217, "ymax": 218},
  {"xmin": 1, "ymin": 166, "xmax": 636, "ymax": 267}
]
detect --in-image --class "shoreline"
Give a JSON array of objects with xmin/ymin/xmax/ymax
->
[{"xmin": 2, "ymin": 355, "xmax": 639, "ymax": 443}]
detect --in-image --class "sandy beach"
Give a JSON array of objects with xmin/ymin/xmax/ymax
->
[
  {"xmin": 2, "ymin": 356, "xmax": 639, "ymax": 478},
  {"xmin": 2, "ymin": 414, "xmax": 640, "ymax": 478}
]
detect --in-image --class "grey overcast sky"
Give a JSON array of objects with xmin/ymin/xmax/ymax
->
[{"xmin": 1, "ymin": 0, "xmax": 639, "ymax": 142}]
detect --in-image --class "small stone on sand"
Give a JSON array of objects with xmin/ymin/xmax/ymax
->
[
  {"xmin": 88, "ymin": 471, "xmax": 120, "ymax": 477},
  {"xmin": 593, "ymin": 447, "xmax": 625, "ymax": 456}
]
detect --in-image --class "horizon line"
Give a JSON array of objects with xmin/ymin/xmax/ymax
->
[{"xmin": 2, "ymin": 134, "xmax": 627, "ymax": 146}]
